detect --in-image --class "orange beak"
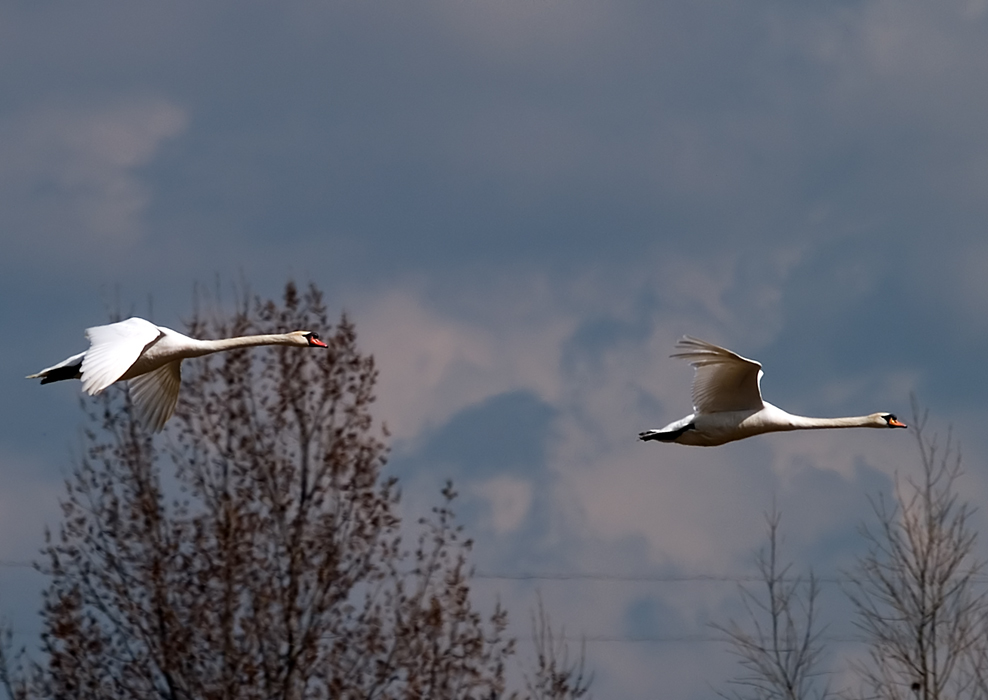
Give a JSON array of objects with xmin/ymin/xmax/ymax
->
[{"xmin": 889, "ymin": 417, "xmax": 907, "ymax": 428}]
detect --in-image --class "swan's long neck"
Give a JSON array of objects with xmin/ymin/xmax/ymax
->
[
  {"xmin": 189, "ymin": 334, "xmax": 302, "ymax": 356},
  {"xmin": 784, "ymin": 414, "xmax": 880, "ymax": 430},
  {"xmin": 753, "ymin": 403, "xmax": 882, "ymax": 431},
  {"xmin": 790, "ymin": 414, "xmax": 875, "ymax": 430}
]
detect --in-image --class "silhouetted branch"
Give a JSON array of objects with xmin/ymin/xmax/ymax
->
[{"xmin": 714, "ymin": 507, "xmax": 832, "ymax": 700}]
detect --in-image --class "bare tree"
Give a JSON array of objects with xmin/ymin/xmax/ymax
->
[
  {"xmin": 2, "ymin": 282, "xmax": 590, "ymax": 700},
  {"xmin": 845, "ymin": 403, "xmax": 987, "ymax": 700},
  {"xmin": 522, "ymin": 594, "xmax": 592, "ymax": 700},
  {"xmin": 714, "ymin": 507, "xmax": 832, "ymax": 700}
]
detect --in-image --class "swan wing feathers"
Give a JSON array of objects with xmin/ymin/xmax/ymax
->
[
  {"xmin": 128, "ymin": 360, "xmax": 182, "ymax": 433},
  {"xmin": 671, "ymin": 336, "xmax": 764, "ymax": 414},
  {"xmin": 80, "ymin": 318, "xmax": 163, "ymax": 396}
]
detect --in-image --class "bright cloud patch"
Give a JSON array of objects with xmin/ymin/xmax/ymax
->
[
  {"xmin": 471, "ymin": 475, "xmax": 533, "ymax": 534},
  {"xmin": 0, "ymin": 96, "xmax": 187, "ymax": 249}
]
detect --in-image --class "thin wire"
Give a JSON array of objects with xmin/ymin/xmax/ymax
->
[
  {"xmin": 0, "ymin": 560, "xmax": 823, "ymax": 581},
  {"xmin": 473, "ymin": 571, "xmax": 847, "ymax": 584},
  {"xmin": 0, "ymin": 625, "xmax": 869, "ymax": 645},
  {"xmin": 7, "ymin": 561, "xmax": 984, "ymax": 586}
]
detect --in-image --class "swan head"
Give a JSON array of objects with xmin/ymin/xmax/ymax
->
[
  {"xmin": 287, "ymin": 331, "xmax": 329, "ymax": 348},
  {"xmin": 880, "ymin": 413, "xmax": 907, "ymax": 429}
]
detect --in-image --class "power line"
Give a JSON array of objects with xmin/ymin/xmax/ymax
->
[
  {"xmin": 0, "ymin": 561, "xmax": 838, "ymax": 582},
  {"xmin": 519, "ymin": 633, "xmax": 868, "ymax": 645},
  {"xmin": 9, "ymin": 560, "xmax": 988, "ymax": 590},
  {"xmin": 0, "ymin": 561, "xmax": 850, "ymax": 588},
  {"xmin": 474, "ymin": 571, "xmax": 845, "ymax": 583},
  {"xmin": 1, "ymin": 562, "xmax": 977, "ymax": 587},
  {"xmin": 0, "ymin": 625, "xmax": 869, "ymax": 646},
  {"xmin": 474, "ymin": 571, "xmax": 868, "ymax": 585},
  {"xmin": 475, "ymin": 571, "xmax": 988, "ymax": 584}
]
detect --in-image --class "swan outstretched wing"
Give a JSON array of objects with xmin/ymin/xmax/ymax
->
[
  {"xmin": 80, "ymin": 318, "xmax": 163, "ymax": 396},
  {"xmin": 671, "ymin": 336, "xmax": 764, "ymax": 414},
  {"xmin": 128, "ymin": 360, "xmax": 182, "ymax": 433}
]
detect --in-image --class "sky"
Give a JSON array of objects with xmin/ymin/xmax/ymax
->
[{"xmin": 3, "ymin": 0, "xmax": 988, "ymax": 697}]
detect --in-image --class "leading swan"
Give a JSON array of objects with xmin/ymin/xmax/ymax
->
[
  {"xmin": 638, "ymin": 336, "xmax": 906, "ymax": 447},
  {"xmin": 28, "ymin": 317, "xmax": 328, "ymax": 432}
]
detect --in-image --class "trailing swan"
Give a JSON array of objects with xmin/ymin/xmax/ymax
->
[{"xmin": 638, "ymin": 336, "xmax": 906, "ymax": 447}]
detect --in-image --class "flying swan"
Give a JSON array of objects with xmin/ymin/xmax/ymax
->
[
  {"xmin": 28, "ymin": 317, "xmax": 328, "ymax": 432},
  {"xmin": 638, "ymin": 336, "xmax": 907, "ymax": 447}
]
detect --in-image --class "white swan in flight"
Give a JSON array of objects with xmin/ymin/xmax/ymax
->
[
  {"xmin": 28, "ymin": 317, "xmax": 328, "ymax": 432},
  {"xmin": 638, "ymin": 336, "xmax": 907, "ymax": 447}
]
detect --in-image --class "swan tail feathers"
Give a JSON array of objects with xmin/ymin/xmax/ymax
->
[
  {"xmin": 639, "ymin": 421, "xmax": 695, "ymax": 443},
  {"xmin": 639, "ymin": 430, "xmax": 673, "ymax": 442},
  {"xmin": 27, "ymin": 352, "xmax": 86, "ymax": 384},
  {"xmin": 36, "ymin": 363, "xmax": 84, "ymax": 384}
]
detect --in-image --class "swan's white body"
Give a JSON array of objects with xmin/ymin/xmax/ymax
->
[
  {"xmin": 29, "ymin": 317, "xmax": 328, "ymax": 432},
  {"xmin": 639, "ymin": 337, "xmax": 906, "ymax": 447}
]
